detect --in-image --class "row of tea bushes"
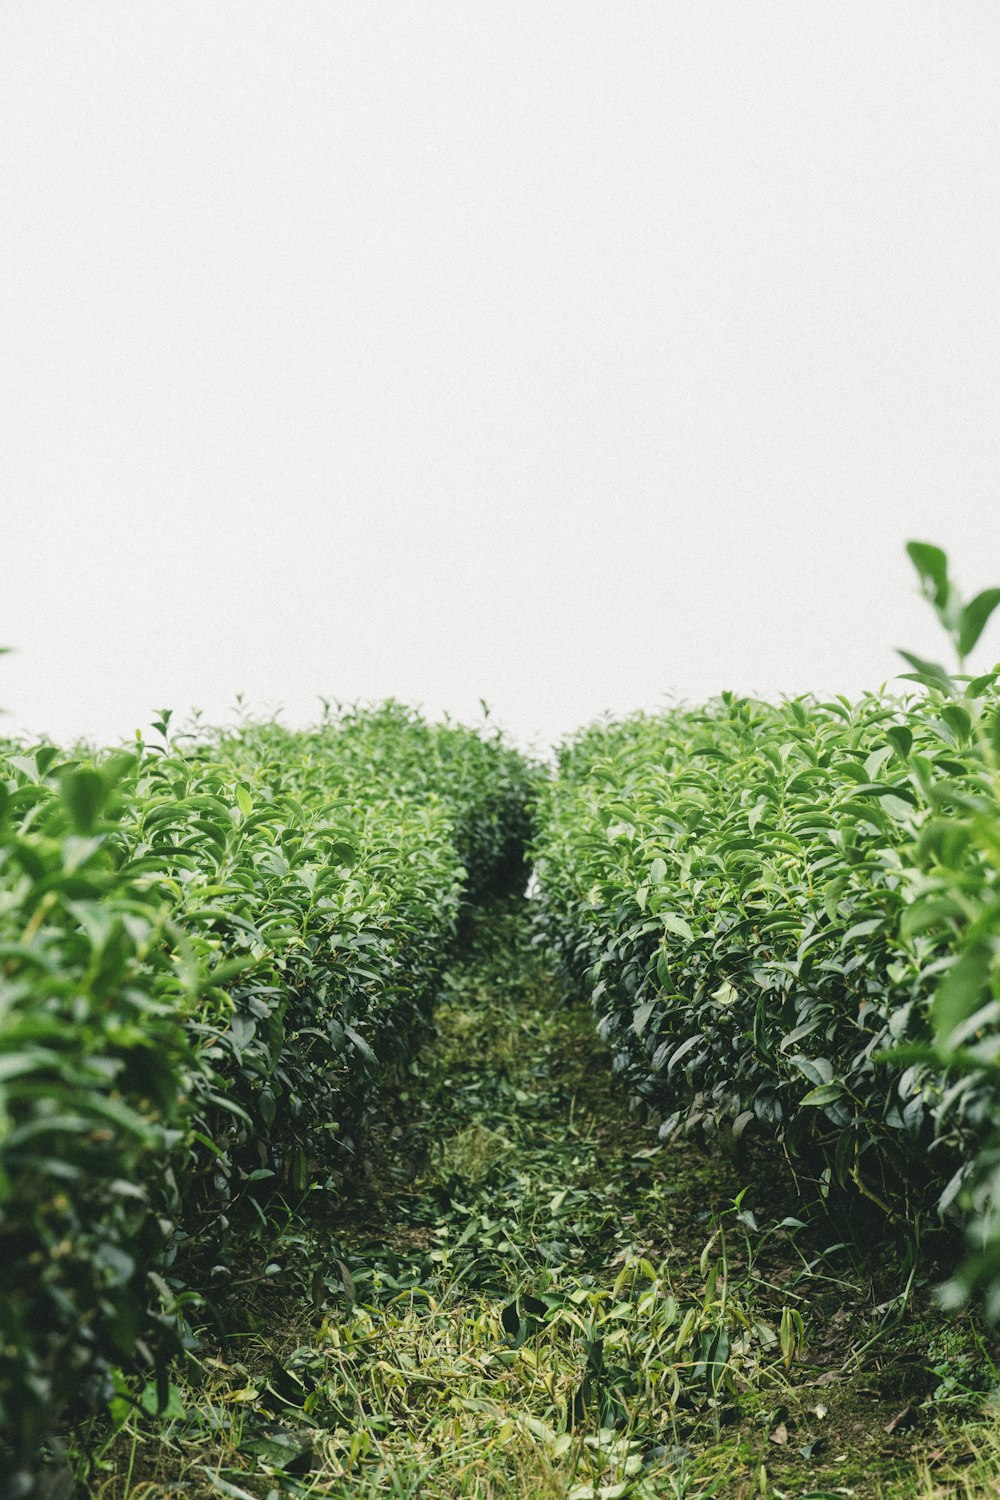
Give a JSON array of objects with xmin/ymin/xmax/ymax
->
[
  {"xmin": 216, "ymin": 702, "xmax": 538, "ymax": 905},
  {"xmin": 0, "ymin": 706, "xmax": 538, "ymax": 1490},
  {"xmin": 532, "ymin": 681, "xmax": 1000, "ymax": 1291}
]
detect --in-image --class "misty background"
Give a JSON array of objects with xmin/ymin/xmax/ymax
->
[{"xmin": 2, "ymin": 2, "xmax": 999, "ymax": 753}]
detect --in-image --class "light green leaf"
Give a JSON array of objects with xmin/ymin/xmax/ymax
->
[
  {"xmin": 897, "ymin": 650, "xmax": 955, "ymax": 696},
  {"xmin": 800, "ymin": 1082, "xmax": 843, "ymax": 1107},
  {"xmin": 931, "ymin": 944, "xmax": 993, "ymax": 1045},
  {"xmin": 906, "ymin": 540, "xmax": 950, "ymax": 609}
]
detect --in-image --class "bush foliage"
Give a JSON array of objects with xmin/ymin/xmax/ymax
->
[
  {"xmin": 0, "ymin": 703, "xmax": 538, "ymax": 1488},
  {"xmin": 533, "ymin": 545, "xmax": 1000, "ymax": 1308}
]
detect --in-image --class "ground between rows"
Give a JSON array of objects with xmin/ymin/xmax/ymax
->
[{"xmin": 87, "ymin": 896, "xmax": 1000, "ymax": 1500}]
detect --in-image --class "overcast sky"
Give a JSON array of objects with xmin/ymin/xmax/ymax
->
[{"xmin": 2, "ymin": 3, "xmax": 999, "ymax": 753}]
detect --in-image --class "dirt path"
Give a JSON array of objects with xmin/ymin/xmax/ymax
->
[{"xmin": 89, "ymin": 897, "xmax": 997, "ymax": 1499}]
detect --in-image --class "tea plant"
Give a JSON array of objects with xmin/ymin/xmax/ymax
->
[
  {"xmin": 532, "ymin": 544, "xmax": 1000, "ymax": 1303},
  {"xmin": 890, "ymin": 545, "xmax": 1000, "ymax": 1312},
  {"xmin": 84, "ymin": 896, "xmax": 995, "ymax": 1500},
  {"xmin": 0, "ymin": 704, "xmax": 539, "ymax": 1492}
]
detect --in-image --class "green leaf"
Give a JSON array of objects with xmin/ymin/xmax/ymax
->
[
  {"xmin": 799, "ymin": 1082, "xmax": 844, "ymax": 1107},
  {"xmin": 863, "ymin": 745, "xmax": 893, "ymax": 780},
  {"xmin": 886, "ymin": 726, "xmax": 912, "ymax": 760},
  {"xmin": 60, "ymin": 767, "xmax": 106, "ymax": 832},
  {"xmin": 958, "ymin": 588, "xmax": 1000, "ymax": 658},
  {"xmin": 907, "ymin": 541, "xmax": 950, "ymax": 609},
  {"xmin": 328, "ymin": 840, "xmax": 357, "ymax": 865},
  {"xmin": 900, "ymin": 895, "xmax": 965, "ymax": 940},
  {"xmin": 632, "ymin": 1000, "xmax": 655, "ymax": 1036},
  {"xmin": 967, "ymin": 670, "xmax": 999, "ymax": 699},
  {"xmin": 792, "ymin": 1055, "xmax": 833, "ymax": 1087},
  {"xmin": 258, "ymin": 1084, "xmax": 276, "ymax": 1127},
  {"xmin": 843, "ymin": 917, "xmax": 883, "ymax": 942},
  {"xmin": 931, "ymin": 944, "xmax": 993, "ymax": 1045},
  {"xmin": 345, "ymin": 1025, "xmax": 377, "ymax": 1065},
  {"xmin": 897, "ymin": 651, "xmax": 954, "ymax": 696},
  {"xmin": 0, "ymin": 1049, "xmax": 63, "ymax": 1083},
  {"xmin": 35, "ymin": 746, "xmax": 60, "ymax": 776},
  {"xmin": 662, "ymin": 913, "xmax": 694, "ymax": 943},
  {"xmin": 940, "ymin": 704, "xmax": 972, "ymax": 742}
]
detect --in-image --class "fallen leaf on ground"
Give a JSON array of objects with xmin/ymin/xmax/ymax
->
[{"xmin": 884, "ymin": 1404, "xmax": 914, "ymax": 1435}]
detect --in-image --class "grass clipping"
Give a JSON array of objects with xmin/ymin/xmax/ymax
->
[{"xmin": 83, "ymin": 898, "xmax": 1000, "ymax": 1500}]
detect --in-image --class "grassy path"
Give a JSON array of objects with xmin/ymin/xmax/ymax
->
[{"xmin": 89, "ymin": 898, "xmax": 1000, "ymax": 1499}]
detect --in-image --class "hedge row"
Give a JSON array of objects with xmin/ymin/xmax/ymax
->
[
  {"xmin": 0, "ymin": 704, "xmax": 538, "ymax": 1490},
  {"xmin": 532, "ymin": 679, "xmax": 1000, "ymax": 1294}
]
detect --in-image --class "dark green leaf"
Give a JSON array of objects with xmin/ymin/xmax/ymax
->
[
  {"xmin": 885, "ymin": 726, "xmax": 912, "ymax": 760},
  {"xmin": 959, "ymin": 588, "xmax": 1000, "ymax": 658},
  {"xmin": 60, "ymin": 767, "xmax": 106, "ymax": 832}
]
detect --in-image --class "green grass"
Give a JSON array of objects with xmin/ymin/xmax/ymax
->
[{"xmin": 79, "ymin": 896, "xmax": 1000, "ymax": 1500}]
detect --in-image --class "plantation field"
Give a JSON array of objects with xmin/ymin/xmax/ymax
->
[
  {"xmin": 0, "ymin": 705, "xmax": 538, "ymax": 1496},
  {"xmin": 532, "ymin": 544, "xmax": 1000, "ymax": 1321},
  {"xmin": 3, "ymin": 543, "xmax": 1000, "ymax": 1497},
  {"xmin": 51, "ymin": 902, "xmax": 1000, "ymax": 1498}
]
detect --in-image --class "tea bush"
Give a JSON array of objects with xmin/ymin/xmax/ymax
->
[
  {"xmin": 0, "ymin": 706, "xmax": 538, "ymax": 1490},
  {"xmin": 533, "ymin": 546, "xmax": 1000, "ymax": 1305}
]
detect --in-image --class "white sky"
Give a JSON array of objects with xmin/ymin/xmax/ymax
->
[{"xmin": 2, "ymin": 2, "xmax": 999, "ymax": 753}]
